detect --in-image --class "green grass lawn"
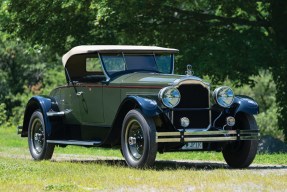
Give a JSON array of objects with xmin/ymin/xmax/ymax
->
[{"xmin": 0, "ymin": 127, "xmax": 286, "ymax": 191}]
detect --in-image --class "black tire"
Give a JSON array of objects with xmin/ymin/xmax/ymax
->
[
  {"xmin": 28, "ymin": 110, "xmax": 55, "ymax": 160},
  {"xmin": 121, "ymin": 109, "xmax": 157, "ymax": 168},
  {"xmin": 222, "ymin": 113, "xmax": 258, "ymax": 168}
]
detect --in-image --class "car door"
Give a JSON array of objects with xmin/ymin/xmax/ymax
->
[
  {"xmin": 75, "ymin": 56, "xmax": 106, "ymax": 140},
  {"xmin": 76, "ymin": 84, "xmax": 104, "ymax": 124}
]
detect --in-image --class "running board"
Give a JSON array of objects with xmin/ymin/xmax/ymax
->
[{"xmin": 47, "ymin": 140, "xmax": 101, "ymax": 146}]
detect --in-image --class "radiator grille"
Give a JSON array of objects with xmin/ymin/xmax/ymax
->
[
  {"xmin": 176, "ymin": 84, "xmax": 209, "ymax": 108},
  {"xmin": 173, "ymin": 83, "xmax": 210, "ymax": 129}
]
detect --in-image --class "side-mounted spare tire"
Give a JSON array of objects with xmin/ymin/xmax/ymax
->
[
  {"xmin": 121, "ymin": 109, "xmax": 157, "ymax": 168},
  {"xmin": 222, "ymin": 113, "xmax": 258, "ymax": 168},
  {"xmin": 28, "ymin": 110, "xmax": 55, "ymax": 160}
]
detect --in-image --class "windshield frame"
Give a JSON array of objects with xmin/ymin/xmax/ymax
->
[{"xmin": 98, "ymin": 52, "xmax": 174, "ymax": 81}]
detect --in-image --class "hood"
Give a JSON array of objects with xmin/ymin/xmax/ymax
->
[{"xmin": 117, "ymin": 72, "xmax": 204, "ymax": 87}]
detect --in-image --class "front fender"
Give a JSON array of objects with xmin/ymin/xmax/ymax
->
[
  {"xmin": 22, "ymin": 95, "xmax": 57, "ymax": 138},
  {"xmin": 124, "ymin": 96, "xmax": 160, "ymax": 117},
  {"xmin": 104, "ymin": 96, "xmax": 160, "ymax": 145},
  {"xmin": 232, "ymin": 95, "xmax": 259, "ymax": 115}
]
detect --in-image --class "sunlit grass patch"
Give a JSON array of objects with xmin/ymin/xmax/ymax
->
[
  {"xmin": 44, "ymin": 183, "xmax": 78, "ymax": 191},
  {"xmin": 0, "ymin": 156, "xmax": 286, "ymax": 192}
]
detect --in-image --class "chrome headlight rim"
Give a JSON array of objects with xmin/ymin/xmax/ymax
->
[
  {"xmin": 158, "ymin": 86, "xmax": 181, "ymax": 108},
  {"xmin": 213, "ymin": 86, "xmax": 235, "ymax": 108}
]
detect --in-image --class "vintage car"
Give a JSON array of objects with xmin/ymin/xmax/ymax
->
[{"xmin": 18, "ymin": 45, "xmax": 260, "ymax": 168}]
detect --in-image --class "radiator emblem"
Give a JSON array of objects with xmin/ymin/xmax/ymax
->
[{"xmin": 186, "ymin": 64, "xmax": 194, "ymax": 76}]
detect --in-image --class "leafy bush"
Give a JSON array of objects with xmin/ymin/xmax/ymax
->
[
  {"xmin": 232, "ymin": 71, "xmax": 276, "ymax": 112},
  {"xmin": 255, "ymin": 104, "xmax": 284, "ymax": 140},
  {"xmin": 0, "ymin": 103, "xmax": 6, "ymax": 126},
  {"xmin": 0, "ymin": 32, "xmax": 62, "ymax": 126}
]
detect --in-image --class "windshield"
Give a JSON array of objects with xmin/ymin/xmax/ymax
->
[{"xmin": 100, "ymin": 53, "xmax": 173, "ymax": 78}]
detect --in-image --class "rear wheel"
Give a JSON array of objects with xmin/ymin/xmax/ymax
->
[
  {"xmin": 28, "ymin": 110, "xmax": 55, "ymax": 160},
  {"xmin": 222, "ymin": 113, "xmax": 258, "ymax": 168},
  {"xmin": 121, "ymin": 109, "xmax": 157, "ymax": 168}
]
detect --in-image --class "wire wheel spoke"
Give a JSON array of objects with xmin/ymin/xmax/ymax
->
[
  {"xmin": 126, "ymin": 119, "xmax": 144, "ymax": 160},
  {"xmin": 31, "ymin": 119, "xmax": 44, "ymax": 154}
]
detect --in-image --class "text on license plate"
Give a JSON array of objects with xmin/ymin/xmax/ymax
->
[{"xmin": 182, "ymin": 142, "xmax": 203, "ymax": 150}]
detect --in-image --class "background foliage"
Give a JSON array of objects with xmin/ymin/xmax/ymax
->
[{"xmin": 0, "ymin": 0, "xmax": 286, "ymax": 141}]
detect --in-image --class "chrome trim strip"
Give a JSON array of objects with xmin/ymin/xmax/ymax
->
[
  {"xmin": 185, "ymin": 130, "xmax": 237, "ymax": 135},
  {"xmin": 156, "ymin": 130, "xmax": 237, "ymax": 136},
  {"xmin": 158, "ymin": 138, "xmax": 181, "ymax": 142},
  {"xmin": 47, "ymin": 140, "xmax": 101, "ymax": 146},
  {"xmin": 156, "ymin": 136, "xmax": 237, "ymax": 143},
  {"xmin": 185, "ymin": 137, "xmax": 237, "ymax": 142},
  {"xmin": 157, "ymin": 132, "xmax": 181, "ymax": 136},
  {"xmin": 156, "ymin": 130, "xmax": 259, "ymax": 143},
  {"xmin": 126, "ymin": 92, "xmax": 158, "ymax": 96},
  {"xmin": 172, "ymin": 78, "xmax": 209, "ymax": 87},
  {"xmin": 47, "ymin": 111, "xmax": 65, "ymax": 117}
]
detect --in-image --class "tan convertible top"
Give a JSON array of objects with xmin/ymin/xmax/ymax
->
[{"xmin": 62, "ymin": 45, "xmax": 178, "ymax": 66}]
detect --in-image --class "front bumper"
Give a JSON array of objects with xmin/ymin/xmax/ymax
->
[{"xmin": 156, "ymin": 130, "xmax": 259, "ymax": 143}]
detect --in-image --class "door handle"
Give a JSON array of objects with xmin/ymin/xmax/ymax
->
[{"xmin": 76, "ymin": 91, "xmax": 83, "ymax": 96}]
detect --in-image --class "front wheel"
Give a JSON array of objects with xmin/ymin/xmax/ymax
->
[
  {"xmin": 28, "ymin": 110, "xmax": 55, "ymax": 160},
  {"xmin": 121, "ymin": 109, "xmax": 157, "ymax": 168},
  {"xmin": 222, "ymin": 113, "xmax": 258, "ymax": 168}
]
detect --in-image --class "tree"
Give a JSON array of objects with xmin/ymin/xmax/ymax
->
[
  {"xmin": 3, "ymin": 0, "xmax": 287, "ymax": 141},
  {"xmin": 0, "ymin": 35, "xmax": 57, "ymax": 118}
]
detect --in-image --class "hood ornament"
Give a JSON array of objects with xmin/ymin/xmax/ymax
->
[{"xmin": 186, "ymin": 64, "xmax": 194, "ymax": 76}]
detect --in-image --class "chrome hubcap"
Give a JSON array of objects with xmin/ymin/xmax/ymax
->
[{"xmin": 128, "ymin": 137, "xmax": 137, "ymax": 145}]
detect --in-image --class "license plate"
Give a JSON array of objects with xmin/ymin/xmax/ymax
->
[{"xmin": 182, "ymin": 142, "xmax": 203, "ymax": 150}]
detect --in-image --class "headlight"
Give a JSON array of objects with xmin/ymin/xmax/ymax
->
[
  {"xmin": 158, "ymin": 86, "xmax": 181, "ymax": 108},
  {"xmin": 213, "ymin": 86, "xmax": 234, "ymax": 108}
]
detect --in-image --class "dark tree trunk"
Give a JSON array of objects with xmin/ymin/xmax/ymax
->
[{"xmin": 270, "ymin": 1, "xmax": 287, "ymax": 142}]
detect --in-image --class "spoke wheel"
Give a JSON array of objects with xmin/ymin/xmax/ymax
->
[
  {"xmin": 30, "ymin": 118, "xmax": 45, "ymax": 154},
  {"xmin": 121, "ymin": 109, "xmax": 157, "ymax": 168},
  {"xmin": 28, "ymin": 110, "xmax": 54, "ymax": 160},
  {"xmin": 126, "ymin": 119, "xmax": 144, "ymax": 160}
]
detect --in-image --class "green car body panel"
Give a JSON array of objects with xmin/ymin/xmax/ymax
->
[{"xmin": 49, "ymin": 72, "xmax": 185, "ymax": 141}]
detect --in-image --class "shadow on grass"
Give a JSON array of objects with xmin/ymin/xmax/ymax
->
[{"xmin": 51, "ymin": 158, "xmax": 287, "ymax": 171}]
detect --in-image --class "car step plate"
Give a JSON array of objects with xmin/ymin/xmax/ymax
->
[
  {"xmin": 181, "ymin": 142, "xmax": 203, "ymax": 150},
  {"xmin": 47, "ymin": 140, "xmax": 101, "ymax": 146}
]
